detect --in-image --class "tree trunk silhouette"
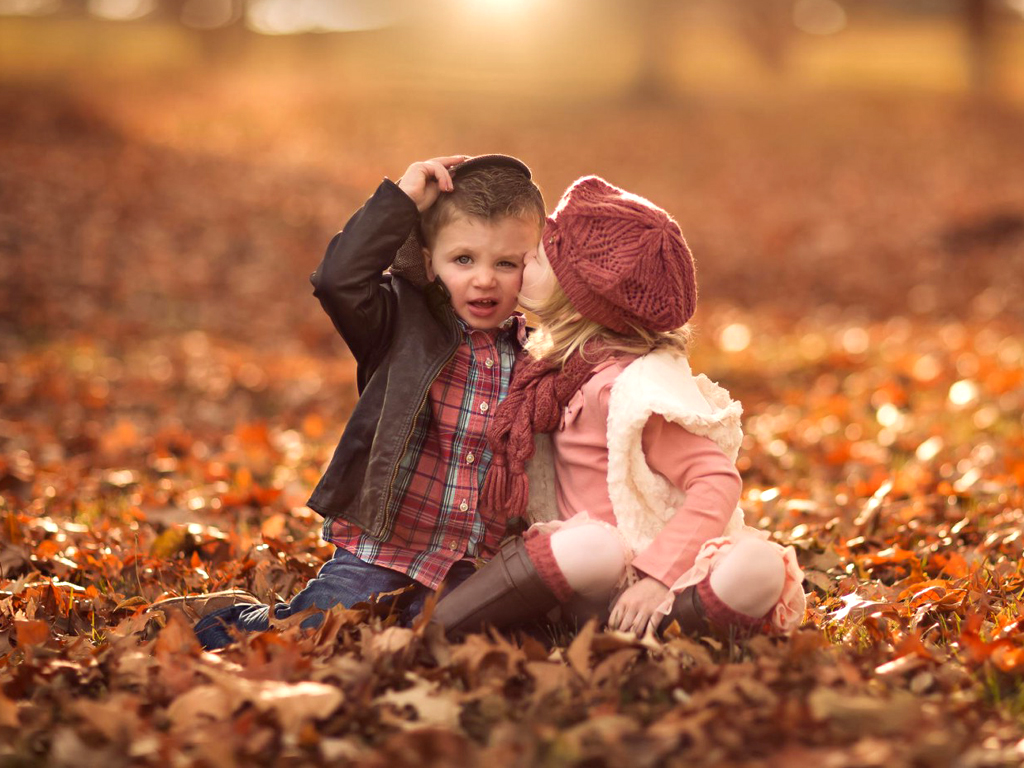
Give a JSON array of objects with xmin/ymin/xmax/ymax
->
[{"xmin": 964, "ymin": 0, "xmax": 995, "ymax": 97}]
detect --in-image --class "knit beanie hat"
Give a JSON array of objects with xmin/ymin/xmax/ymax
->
[{"xmin": 543, "ymin": 175, "xmax": 696, "ymax": 335}]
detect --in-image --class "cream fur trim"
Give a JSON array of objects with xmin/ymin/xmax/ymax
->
[{"xmin": 606, "ymin": 350, "xmax": 746, "ymax": 553}]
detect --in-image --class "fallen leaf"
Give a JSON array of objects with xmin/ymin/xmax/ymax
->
[
  {"xmin": 14, "ymin": 619, "xmax": 49, "ymax": 646},
  {"xmin": 378, "ymin": 674, "xmax": 462, "ymax": 731},
  {"xmin": 566, "ymin": 619, "xmax": 597, "ymax": 681},
  {"xmin": 808, "ymin": 688, "xmax": 921, "ymax": 736}
]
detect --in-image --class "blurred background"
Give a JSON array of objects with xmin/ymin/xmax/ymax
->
[
  {"xmin": 1, "ymin": 0, "xmax": 1023, "ymax": 464},
  {"xmin": 2, "ymin": 0, "xmax": 1024, "ymax": 349}
]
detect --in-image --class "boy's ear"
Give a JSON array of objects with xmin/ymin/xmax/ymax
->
[{"xmin": 422, "ymin": 247, "xmax": 436, "ymax": 281}]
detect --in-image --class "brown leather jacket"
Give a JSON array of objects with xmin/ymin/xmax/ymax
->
[{"xmin": 306, "ymin": 180, "xmax": 464, "ymax": 540}]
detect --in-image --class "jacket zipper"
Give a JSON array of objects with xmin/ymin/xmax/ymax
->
[{"xmin": 375, "ymin": 320, "xmax": 460, "ymax": 538}]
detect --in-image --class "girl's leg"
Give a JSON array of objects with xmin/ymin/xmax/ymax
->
[
  {"xmin": 430, "ymin": 523, "xmax": 626, "ymax": 637},
  {"xmin": 707, "ymin": 537, "xmax": 786, "ymax": 617},
  {"xmin": 660, "ymin": 536, "xmax": 791, "ymax": 637},
  {"xmin": 548, "ymin": 524, "xmax": 627, "ymax": 599}
]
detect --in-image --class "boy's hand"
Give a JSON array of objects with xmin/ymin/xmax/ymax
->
[
  {"xmin": 397, "ymin": 155, "xmax": 470, "ymax": 213},
  {"xmin": 608, "ymin": 576, "xmax": 670, "ymax": 635}
]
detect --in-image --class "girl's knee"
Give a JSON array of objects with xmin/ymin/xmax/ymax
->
[
  {"xmin": 549, "ymin": 524, "xmax": 627, "ymax": 597},
  {"xmin": 709, "ymin": 537, "xmax": 786, "ymax": 616},
  {"xmin": 724, "ymin": 537, "xmax": 784, "ymax": 576}
]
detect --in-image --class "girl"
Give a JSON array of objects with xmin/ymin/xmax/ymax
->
[{"xmin": 430, "ymin": 175, "xmax": 805, "ymax": 638}]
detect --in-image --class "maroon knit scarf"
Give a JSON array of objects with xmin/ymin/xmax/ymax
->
[{"xmin": 482, "ymin": 339, "xmax": 611, "ymax": 521}]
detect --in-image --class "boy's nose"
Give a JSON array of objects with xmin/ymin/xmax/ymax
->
[{"xmin": 473, "ymin": 267, "xmax": 497, "ymax": 287}]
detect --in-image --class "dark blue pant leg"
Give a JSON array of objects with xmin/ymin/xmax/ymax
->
[{"xmin": 194, "ymin": 547, "xmax": 418, "ymax": 649}]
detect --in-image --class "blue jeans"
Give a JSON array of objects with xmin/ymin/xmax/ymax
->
[{"xmin": 194, "ymin": 547, "xmax": 477, "ymax": 650}]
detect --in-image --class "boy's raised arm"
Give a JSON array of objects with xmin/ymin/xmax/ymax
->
[
  {"xmin": 309, "ymin": 156, "xmax": 468, "ymax": 366},
  {"xmin": 310, "ymin": 182, "xmax": 415, "ymax": 364}
]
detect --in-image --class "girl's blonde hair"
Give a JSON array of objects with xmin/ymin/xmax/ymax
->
[{"xmin": 522, "ymin": 282, "xmax": 692, "ymax": 367}]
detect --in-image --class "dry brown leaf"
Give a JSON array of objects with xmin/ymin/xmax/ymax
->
[
  {"xmin": 808, "ymin": 688, "xmax": 921, "ymax": 737},
  {"xmin": 566, "ymin": 619, "xmax": 597, "ymax": 681},
  {"xmin": 592, "ymin": 648, "xmax": 640, "ymax": 687},
  {"xmin": 0, "ymin": 691, "xmax": 19, "ymax": 728},
  {"xmin": 166, "ymin": 684, "xmax": 232, "ymax": 733},
  {"xmin": 14, "ymin": 619, "xmax": 49, "ymax": 646},
  {"xmin": 525, "ymin": 660, "xmax": 575, "ymax": 702},
  {"xmin": 169, "ymin": 675, "xmax": 343, "ymax": 737},
  {"xmin": 73, "ymin": 693, "xmax": 143, "ymax": 741},
  {"xmin": 113, "ymin": 596, "xmax": 150, "ymax": 612},
  {"xmin": 150, "ymin": 527, "xmax": 193, "ymax": 559},
  {"xmin": 369, "ymin": 626, "xmax": 416, "ymax": 656},
  {"xmin": 378, "ymin": 674, "xmax": 462, "ymax": 731}
]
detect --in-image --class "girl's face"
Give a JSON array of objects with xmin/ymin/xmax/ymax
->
[{"xmin": 520, "ymin": 241, "xmax": 558, "ymax": 306}]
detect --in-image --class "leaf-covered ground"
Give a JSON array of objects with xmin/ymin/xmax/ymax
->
[{"xmin": 2, "ymin": 63, "xmax": 1024, "ymax": 767}]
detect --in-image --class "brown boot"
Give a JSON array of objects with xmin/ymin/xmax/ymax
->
[
  {"xmin": 430, "ymin": 537, "xmax": 561, "ymax": 638},
  {"xmin": 658, "ymin": 577, "xmax": 766, "ymax": 638},
  {"xmin": 657, "ymin": 583, "xmax": 711, "ymax": 636},
  {"xmin": 147, "ymin": 589, "xmax": 261, "ymax": 623}
]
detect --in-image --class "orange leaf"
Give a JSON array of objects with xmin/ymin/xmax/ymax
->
[
  {"xmin": 897, "ymin": 579, "xmax": 948, "ymax": 606},
  {"xmin": 235, "ymin": 466, "xmax": 253, "ymax": 491},
  {"xmin": 301, "ymin": 413, "xmax": 324, "ymax": 439},
  {"xmin": 992, "ymin": 645, "xmax": 1024, "ymax": 674},
  {"xmin": 35, "ymin": 539, "xmax": 60, "ymax": 560},
  {"xmin": 940, "ymin": 552, "xmax": 969, "ymax": 579},
  {"xmin": 15, "ymin": 619, "xmax": 49, "ymax": 646},
  {"xmin": 261, "ymin": 514, "xmax": 287, "ymax": 539},
  {"xmin": 235, "ymin": 422, "xmax": 269, "ymax": 447},
  {"xmin": 0, "ymin": 692, "xmax": 19, "ymax": 728}
]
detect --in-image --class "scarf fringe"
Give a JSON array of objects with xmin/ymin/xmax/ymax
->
[
  {"xmin": 508, "ymin": 472, "xmax": 529, "ymax": 519},
  {"xmin": 481, "ymin": 458, "xmax": 509, "ymax": 512},
  {"xmin": 482, "ymin": 341, "xmax": 610, "ymax": 522}
]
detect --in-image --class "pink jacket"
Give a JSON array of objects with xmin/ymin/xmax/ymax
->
[{"xmin": 551, "ymin": 357, "xmax": 742, "ymax": 587}]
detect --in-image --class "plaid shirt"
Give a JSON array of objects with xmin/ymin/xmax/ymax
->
[{"xmin": 329, "ymin": 314, "xmax": 527, "ymax": 589}]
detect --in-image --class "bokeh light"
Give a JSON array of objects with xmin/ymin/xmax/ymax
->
[
  {"xmin": 792, "ymin": 0, "xmax": 847, "ymax": 36},
  {"xmin": 719, "ymin": 322, "xmax": 752, "ymax": 353},
  {"xmin": 948, "ymin": 379, "xmax": 980, "ymax": 408},
  {"xmin": 88, "ymin": 0, "xmax": 156, "ymax": 21}
]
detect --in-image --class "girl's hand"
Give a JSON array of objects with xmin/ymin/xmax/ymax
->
[
  {"xmin": 397, "ymin": 156, "xmax": 470, "ymax": 212},
  {"xmin": 608, "ymin": 577, "xmax": 670, "ymax": 635}
]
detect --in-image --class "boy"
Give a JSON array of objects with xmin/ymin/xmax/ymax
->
[{"xmin": 166, "ymin": 155, "xmax": 545, "ymax": 649}]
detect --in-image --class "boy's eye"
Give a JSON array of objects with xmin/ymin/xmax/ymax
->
[
  {"xmin": 455, "ymin": 255, "xmax": 472, "ymax": 265},
  {"xmin": 498, "ymin": 260, "xmax": 521, "ymax": 269}
]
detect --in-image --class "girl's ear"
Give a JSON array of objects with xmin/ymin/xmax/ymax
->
[{"xmin": 422, "ymin": 247, "xmax": 436, "ymax": 281}]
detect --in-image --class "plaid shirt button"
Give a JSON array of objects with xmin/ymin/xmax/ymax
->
[
  {"xmin": 485, "ymin": 358, "xmax": 494, "ymax": 368},
  {"xmin": 459, "ymin": 500, "xmax": 469, "ymax": 512},
  {"xmin": 448, "ymin": 540, "xmax": 458, "ymax": 551},
  {"xmin": 479, "ymin": 402, "xmax": 489, "ymax": 413},
  {"xmin": 466, "ymin": 452, "xmax": 475, "ymax": 464}
]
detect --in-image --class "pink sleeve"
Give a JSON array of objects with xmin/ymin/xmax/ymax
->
[{"xmin": 629, "ymin": 415, "xmax": 743, "ymax": 587}]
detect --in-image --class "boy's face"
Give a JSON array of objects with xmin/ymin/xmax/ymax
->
[{"xmin": 423, "ymin": 215, "xmax": 538, "ymax": 330}]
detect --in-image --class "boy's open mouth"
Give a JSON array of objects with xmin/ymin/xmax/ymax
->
[{"xmin": 466, "ymin": 299, "xmax": 500, "ymax": 318}]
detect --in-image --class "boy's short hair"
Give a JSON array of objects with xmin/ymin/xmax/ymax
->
[
  {"xmin": 420, "ymin": 163, "xmax": 545, "ymax": 248},
  {"xmin": 390, "ymin": 156, "xmax": 545, "ymax": 287}
]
